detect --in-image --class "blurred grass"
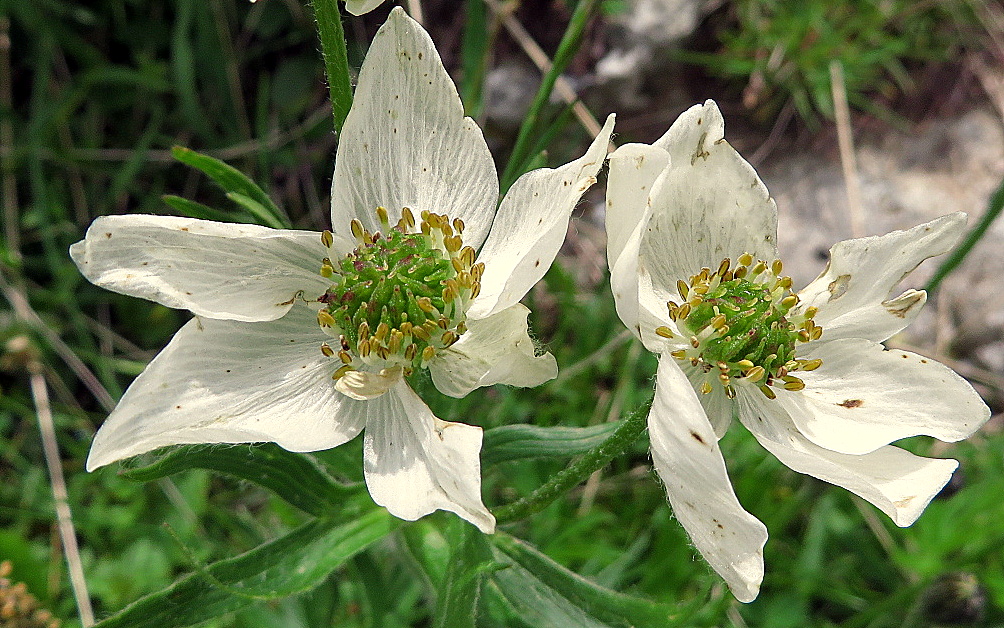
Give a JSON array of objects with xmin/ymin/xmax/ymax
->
[{"xmin": 2, "ymin": 1, "xmax": 1002, "ymax": 627}]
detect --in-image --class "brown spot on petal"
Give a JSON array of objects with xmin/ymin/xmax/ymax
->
[
  {"xmin": 838, "ymin": 399, "xmax": 864, "ymax": 408},
  {"xmin": 882, "ymin": 291, "xmax": 925, "ymax": 318},
  {"xmin": 690, "ymin": 430, "xmax": 707, "ymax": 445},
  {"xmin": 827, "ymin": 274, "xmax": 851, "ymax": 301}
]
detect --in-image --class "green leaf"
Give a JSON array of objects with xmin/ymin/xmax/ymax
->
[
  {"xmin": 434, "ymin": 522, "xmax": 494, "ymax": 628},
  {"xmin": 170, "ymin": 145, "xmax": 290, "ymax": 229},
  {"xmin": 489, "ymin": 533, "xmax": 680, "ymax": 628},
  {"xmin": 93, "ymin": 510, "xmax": 397, "ymax": 628},
  {"xmin": 161, "ymin": 194, "xmax": 239, "ymax": 223},
  {"xmin": 482, "ymin": 422, "xmax": 623, "ymax": 466},
  {"xmin": 120, "ymin": 444, "xmax": 363, "ymax": 518}
]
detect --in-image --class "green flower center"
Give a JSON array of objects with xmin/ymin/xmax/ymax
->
[
  {"xmin": 660, "ymin": 255, "xmax": 822, "ymax": 399},
  {"xmin": 315, "ymin": 207, "xmax": 483, "ymax": 379}
]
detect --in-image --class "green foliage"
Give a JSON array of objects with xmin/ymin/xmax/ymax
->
[
  {"xmin": 683, "ymin": 0, "xmax": 979, "ymax": 124},
  {"xmin": 2, "ymin": 0, "xmax": 1001, "ymax": 626}
]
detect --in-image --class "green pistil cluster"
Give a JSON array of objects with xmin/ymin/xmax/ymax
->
[
  {"xmin": 316, "ymin": 206, "xmax": 483, "ymax": 379},
  {"xmin": 658, "ymin": 254, "xmax": 822, "ymax": 400}
]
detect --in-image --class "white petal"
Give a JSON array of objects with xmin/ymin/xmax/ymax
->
[
  {"xmin": 330, "ymin": 7, "xmax": 498, "ymax": 250},
  {"xmin": 70, "ymin": 215, "xmax": 339, "ymax": 322},
  {"xmin": 648, "ymin": 355, "xmax": 768, "ymax": 603},
  {"xmin": 86, "ymin": 305, "xmax": 364, "ymax": 470},
  {"xmin": 467, "ymin": 115, "xmax": 616, "ymax": 319},
  {"xmin": 344, "ymin": 0, "xmax": 386, "ymax": 15},
  {"xmin": 640, "ymin": 100, "xmax": 777, "ymax": 295},
  {"xmin": 796, "ymin": 213, "xmax": 967, "ymax": 342},
  {"xmin": 362, "ymin": 380, "xmax": 495, "ymax": 533},
  {"xmin": 779, "ymin": 338, "xmax": 990, "ymax": 455},
  {"xmin": 737, "ymin": 388, "xmax": 959, "ymax": 526},
  {"xmin": 429, "ymin": 304, "xmax": 556, "ymax": 398},
  {"xmin": 335, "ymin": 367, "xmax": 403, "ymax": 400},
  {"xmin": 605, "ymin": 143, "xmax": 670, "ymax": 271},
  {"xmin": 605, "ymin": 143, "xmax": 669, "ymax": 338},
  {"xmin": 682, "ymin": 364, "xmax": 734, "ymax": 438}
]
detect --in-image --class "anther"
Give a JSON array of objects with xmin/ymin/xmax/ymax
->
[
  {"xmin": 321, "ymin": 230, "xmax": 334, "ymax": 248},
  {"xmin": 317, "ymin": 310, "xmax": 336, "ymax": 327},
  {"xmin": 338, "ymin": 350, "xmax": 353, "ymax": 364},
  {"xmin": 332, "ymin": 365, "xmax": 354, "ymax": 380},
  {"xmin": 422, "ymin": 345, "xmax": 436, "ymax": 362},
  {"xmin": 452, "ymin": 217, "xmax": 465, "ymax": 233},
  {"xmin": 738, "ymin": 253, "xmax": 753, "ymax": 267},
  {"xmin": 782, "ymin": 378, "xmax": 805, "ymax": 391},
  {"xmin": 376, "ymin": 206, "xmax": 390, "ymax": 228},
  {"xmin": 320, "ymin": 343, "xmax": 335, "ymax": 357},
  {"xmin": 717, "ymin": 258, "xmax": 731, "ymax": 277},
  {"xmin": 745, "ymin": 365, "xmax": 766, "ymax": 382},
  {"xmin": 800, "ymin": 358, "xmax": 822, "ymax": 371},
  {"xmin": 350, "ymin": 219, "xmax": 364, "ymax": 241},
  {"xmin": 677, "ymin": 280, "xmax": 689, "ymax": 298},
  {"xmin": 401, "ymin": 207, "xmax": 415, "ymax": 228},
  {"xmin": 655, "ymin": 326, "xmax": 675, "ymax": 338}
]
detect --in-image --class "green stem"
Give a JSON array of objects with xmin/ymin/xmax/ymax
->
[
  {"xmin": 312, "ymin": 0, "xmax": 353, "ymax": 134},
  {"xmin": 926, "ymin": 175, "xmax": 1004, "ymax": 293},
  {"xmin": 499, "ymin": 0, "xmax": 598, "ymax": 192},
  {"xmin": 493, "ymin": 406, "xmax": 650, "ymax": 524}
]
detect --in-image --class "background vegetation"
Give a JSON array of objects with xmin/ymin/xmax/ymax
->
[{"xmin": 2, "ymin": 0, "xmax": 1002, "ymax": 626}]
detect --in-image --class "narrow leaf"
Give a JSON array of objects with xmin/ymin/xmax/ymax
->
[
  {"xmin": 170, "ymin": 145, "xmax": 290, "ymax": 229},
  {"xmin": 121, "ymin": 444, "xmax": 363, "ymax": 518},
  {"xmin": 491, "ymin": 533, "xmax": 679, "ymax": 628},
  {"xmin": 434, "ymin": 522, "xmax": 493, "ymax": 628},
  {"xmin": 94, "ymin": 510, "xmax": 397, "ymax": 628},
  {"xmin": 162, "ymin": 194, "xmax": 238, "ymax": 223},
  {"xmin": 482, "ymin": 422, "xmax": 623, "ymax": 466}
]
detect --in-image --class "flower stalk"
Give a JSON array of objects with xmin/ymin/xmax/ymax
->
[
  {"xmin": 313, "ymin": 0, "xmax": 353, "ymax": 133},
  {"xmin": 494, "ymin": 406, "xmax": 649, "ymax": 524}
]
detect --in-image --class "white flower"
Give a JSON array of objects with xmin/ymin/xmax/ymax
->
[
  {"xmin": 71, "ymin": 7, "xmax": 614, "ymax": 534},
  {"xmin": 344, "ymin": 0, "xmax": 387, "ymax": 15},
  {"xmin": 606, "ymin": 100, "xmax": 989, "ymax": 602}
]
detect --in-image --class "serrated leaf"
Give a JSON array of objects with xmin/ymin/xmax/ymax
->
[
  {"xmin": 482, "ymin": 422, "xmax": 623, "ymax": 466},
  {"xmin": 170, "ymin": 145, "xmax": 290, "ymax": 229},
  {"xmin": 121, "ymin": 444, "xmax": 362, "ymax": 517},
  {"xmin": 490, "ymin": 533, "xmax": 679, "ymax": 628},
  {"xmin": 94, "ymin": 510, "xmax": 397, "ymax": 628}
]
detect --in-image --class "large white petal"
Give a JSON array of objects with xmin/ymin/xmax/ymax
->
[
  {"xmin": 640, "ymin": 100, "xmax": 777, "ymax": 296},
  {"xmin": 796, "ymin": 213, "xmax": 967, "ymax": 343},
  {"xmin": 605, "ymin": 143, "xmax": 668, "ymax": 337},
  {"xmin": 429, "ymin": 304, "xmax": 556, "ymax": 398},
  {"xmin": 467, "ymin": 115, "xmax": 616, "ymax": 320},
  {"xmin": 362, "ymin": 380, "xmax": 495, "ymax": 533},
  {"xmin": 605, "ymin": 143, "xmax": 669, "ymax": 271},
  {"xmin": 330, "ymin": 7, "xmax": 498, "ymax": 250},
  {"xmin": 648, "ymin": 355, "xmax": 768, "ymax": 603},
  {"xmin": 70, "ymin": 215, "xmax": 338, "ymax": 322},
  {"xmin": 87, "ymin": 305, "xmax": 364, "ymax": 470},
  {"xmin": 737, "ymin": 388, "xmax": 959, "ymax": 526},
  {"xmin": 778, "ymin": 338, "xmax": 989, "ymax": 455},
  {"xmin": 344, "ymin": 0, "xmax": 386, "ymax": 15}
]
